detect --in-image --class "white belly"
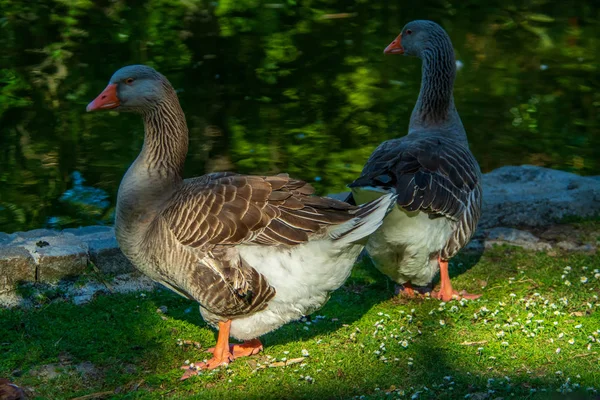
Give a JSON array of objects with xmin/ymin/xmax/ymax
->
[
  {"xmin": 352, "ymin": 187, "xmax": 454, "ymax": 286},
  {"xmin": 218, "ymin": 240, "xmax": 364, "ymax": 340}
]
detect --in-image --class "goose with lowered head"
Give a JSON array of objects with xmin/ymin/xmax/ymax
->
[
  {"xmin": 349, "ymin": 20, "xmax": 482, "ymax": 302},
  {"xmin": 86, "ymin": 65, "xmax": 396, "ymax": 379}
]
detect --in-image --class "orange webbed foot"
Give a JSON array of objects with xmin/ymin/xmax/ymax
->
[
  {"xmin": 206, "ymin": 338, "xmax": 263, "ymax": 359},
  {"xmin": 433, "ymin": 257, "xmax": 482, "ymax": 302},
  {"xmin": 395, "ymin": 282, "xmax": 419, "ymax": 298},
  {"xmin": 431, "ymin": 289, "xmax": 482, "ymax": 302},
  {"xmin": 179, "ymin": 319, "xmax": 236, "ymax": 380}
]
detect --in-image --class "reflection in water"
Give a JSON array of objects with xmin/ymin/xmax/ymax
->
[
  {"xmin": 47, "ymin": 171, "xmax": 112, "ymax": 229},
  {"xmin": 0, "ymin": 1, "xmax": 598, "ymax": 232}
]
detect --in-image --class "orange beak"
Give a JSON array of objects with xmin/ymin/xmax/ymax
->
[
  {"xmin": 384, "ymin": 34, "xmax": 404, "ymax": 55},
  {"xmin": 86, "ymin": 84, "xmax": 120, "ymax": 112}
]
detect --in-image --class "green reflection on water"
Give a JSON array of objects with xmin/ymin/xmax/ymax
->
[{"xmin": 0, "ymin": 0, "xmax": 599, "ymax": 233}]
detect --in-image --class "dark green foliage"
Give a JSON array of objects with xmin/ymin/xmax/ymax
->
[{"xmin": 1, "ymin": 0, "xmax": 599, "ymax": 232}]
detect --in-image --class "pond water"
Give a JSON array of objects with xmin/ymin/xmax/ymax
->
[{"xmin": 1, "ymin": 1, "xmax": 599, "ymax": 233}]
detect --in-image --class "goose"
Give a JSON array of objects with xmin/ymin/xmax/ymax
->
[
  {"xmin": 86, "ymin": 65, "xmax": 396, "ymax": 379},
  {"xmin": 348, "ymin": 20, "xmax": 482, "ymax": 302}
]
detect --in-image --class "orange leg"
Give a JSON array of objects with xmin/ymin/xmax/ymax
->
[
  {"xmin": 207, "ymin": 338, "xmax": 263, "ymax": 359},
  {"xmin": 395, "ymin": 281, "xmax": 417, "ymax": 298},
  {"xmin": 431, "ymin": 257, "xmax": 481, "ymax": 302},
  {"xmin": 180, "ymin": 320, "xmax": 234, "ymax": 380}
]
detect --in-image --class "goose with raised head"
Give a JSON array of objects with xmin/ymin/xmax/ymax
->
[
  {"xmin": 86, "ymin": 65, "xmax": 397, "ymax": 379},
  {"xmin": 348, "ymin": 20, "xmax": 482, "ymax": 302}
]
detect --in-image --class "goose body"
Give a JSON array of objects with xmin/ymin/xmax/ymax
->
[
  {"xmin": 349, "ymin": 20, "xmax": 482, "ymax": 300},
  {"xmin": 86, "ymin": 65, "xmax": 396, "ymax": 376}
]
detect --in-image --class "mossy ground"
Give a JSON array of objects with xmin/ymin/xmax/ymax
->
[{"xmin": 1, "ymin": 238, "xmax": 599, "ymax": 399}]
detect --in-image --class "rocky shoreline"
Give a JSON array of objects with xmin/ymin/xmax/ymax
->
[{"xmin": 1, "ymin": 165, "xmax": 598, "ymax": 308}]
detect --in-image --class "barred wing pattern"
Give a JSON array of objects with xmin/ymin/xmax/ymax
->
[
  {"xmin": 349, "ymin": 134, "xmax": 482, "ymax": 259},
  {"xmin": 160, "ymin": 172, "xmax": 359, "ymax": 317}
]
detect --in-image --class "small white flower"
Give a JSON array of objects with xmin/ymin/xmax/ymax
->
[
  {"xmin": 568, "ymin": 338, "xmax": 575, "ymax": 345},
  {"xmin": 439, "ymin": 320, "xmax": 446, "ymax": 326},
  {"xmin": 556, "ymin": 370, "xmax": 563, "ymax": 375},
  {"xmin": 400, "ymin": 340, "xmax": 409, "ymax": 348},
  {"xmin": 575, "ymin": 324, "xmax": 582, "ymax": 329},
  {"xmin": 509, "ymin": 293, "xmax": 516, "ymax": 297},
  {"xmin": 554, "ymin": 321, "xmax": 559, "ymax": 325},
  {"xmin": 301, "ymin": 349, "xmax": 309, "ymax": 357},
  {"xmin": 501, "ymin": 341, "xmax": 509, "ymax": 347},
  {"xmin": 556, "ymin": 348, "xmax": 561, "ymax": 354},
  {"xmin": 408, "ymin": 361, "xmax": 413, "ymax": 366},
  {"xmin": 594, "ymin": 273, "xmax": 600, "ymax": 280},
  {"xmin": 496, "ymin": 330, "xmax": 505, "ymax": 338},
  {"xmin": 559, "ymin": 333, "xmax": 565, "ymax": 339},
  {"xmin": 564, "ymin": 280, "xmax": 572, "ymax": 286},
  {"xmin": 581, "ymin": 277, "xmax": 588, "ymax": 284}
]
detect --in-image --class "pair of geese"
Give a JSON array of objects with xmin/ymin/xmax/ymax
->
[{"xmin": 86, "ymin": 20, "xmax": 482, "ymax": 379}]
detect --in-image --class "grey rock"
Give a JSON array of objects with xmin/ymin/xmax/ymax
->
[
  {"xmin": 6, "ymin": 233, "xmax": 89, "ymax": 283},
  {"xmin": 486, "ymin": 227, "xmax": 541, "ymax": 243},
  {"xmin": 0, "ymin": 246, "xmax": 36, "ymax": 294},
  {"xmin": 15, "ymin": 229, "xmax": 60, "ymax": 239},
  {"xmin": 34, "ymin": 237, "xmax": 89, "ymax": 282},
  {"xmin": 63, "ymin": 226, "xmax": 113, "ymax": 236},
  {"xmin": 70, "ymin": 227, "xmax": 133, "ymax": 274},
  {"xmin": 483, "ymin": 227, "xmax": 552, "ymax": 251},
  {"xmin": 481, "ymin": 165, "xmax": 600, "ymax": 228},
  {"xmin": 0, "ymin": 232, "xmax": 16, "ymax": 245},
  {"xmin": 556, "ymin": 241, "xmax": 578, "ymax": 251}
]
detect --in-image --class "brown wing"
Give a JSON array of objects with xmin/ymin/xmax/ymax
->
[
  {"xmin": 162, "ymin": 172, "xmax": 357, "ymax": 249},
  {"xmin": 349, "ymin": 134, "xmax": 482, "ymax": 256},
  {"xmin": 158, "ymin": 172, "xmax": 361, "ymax": 317}
]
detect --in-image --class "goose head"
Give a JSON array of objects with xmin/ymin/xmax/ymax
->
[
  {"xmin": 86, "ymin": 65, "xmax": 169, "ymax": 113},
  {"xmin": 384, "ymin": 20, "xmax": 449, "ymax": 58}
]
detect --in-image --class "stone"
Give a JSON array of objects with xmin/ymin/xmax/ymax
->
[
  {"xmin": 0, "ymin": 246, "xmax": 36, "ymax": 294},
  {"xmin": 14, "ymin": 229, "xmax": 60, "ymax": 239},
  {"xmin": 556, "ymin": 241, "xmax": 578, "ymax": 251},
  {"xmin": 34, "ymin": 237, "xmax": 88, "ymax": 282},
  {"xmin": 0, "ymin": 232, "xmax": 16, "ymax": 245},
  {"xmin": 6, "ymin": 232, "xmax": 89, "ymax": 283},
  {"xmin": 486, "ymin": 227, "xmax": 541, "ymax": 243},
  {"xmin": 483, "ymin": 227, "xmax": 552, "ymax": 251},
  {"xmin": 66, "ymin": 226, "xmax": 133, "ymax": 274},
  {"xmin": 480, "ymin": 165, "xmax": 600, "ymax": 228}
]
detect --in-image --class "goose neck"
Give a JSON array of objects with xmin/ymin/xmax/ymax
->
[{"xmin": 409, "ymin": 37, "xmax": 465, "ymax": 137}]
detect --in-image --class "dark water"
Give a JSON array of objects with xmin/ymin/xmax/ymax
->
[{"xmin": 1, "ymin": 1, "xmax": 599, "ymax": 233}]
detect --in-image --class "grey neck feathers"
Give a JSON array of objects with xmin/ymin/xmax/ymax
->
[
  {"xmin": 140, "ymin": 86, "xmax": 189, "ymax": 180},
  {"xmin": 115, "ymin": 85, "xmax": 188, "ymax": 239},
  {"xmin": 409, "ymin": 31, "xmax": 466, "ymax": 141}
]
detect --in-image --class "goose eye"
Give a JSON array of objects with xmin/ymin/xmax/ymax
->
[
  {"xmin": 125, "ymin": 78, "xmax": 135, "ymax": 85},
  {"xmin": 405, "ymin": 29, "xmax": 412, "ymax": 35}
]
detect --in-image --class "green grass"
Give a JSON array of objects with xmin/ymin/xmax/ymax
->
[{"xmin": 1, "ymin": 246, "xmax": 599, "ymax": 399}]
